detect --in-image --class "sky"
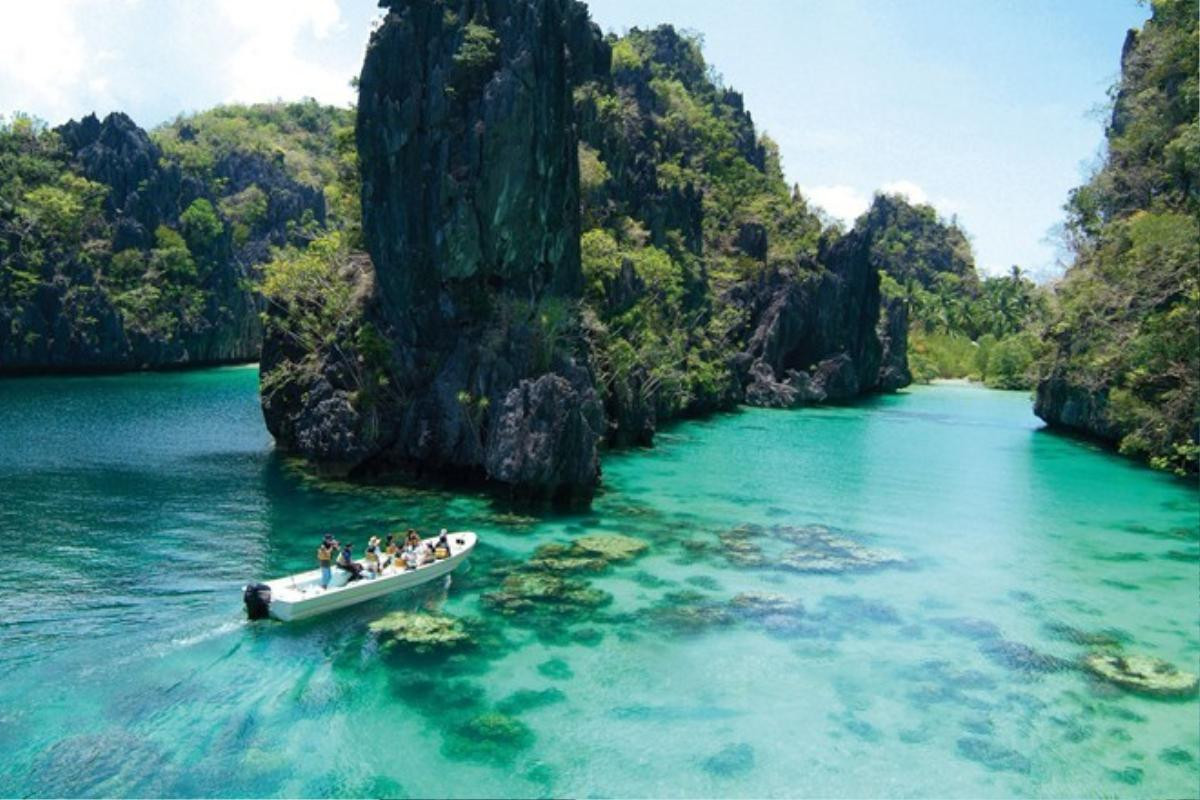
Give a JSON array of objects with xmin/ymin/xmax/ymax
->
[{"xmin": 0, "ymin": 0, "xmax": 1149, "ymax": 278}]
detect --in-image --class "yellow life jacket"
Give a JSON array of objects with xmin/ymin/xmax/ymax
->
[{"xmin": 317, "ymin": 545, "xmax": 332, "ymax": 563}]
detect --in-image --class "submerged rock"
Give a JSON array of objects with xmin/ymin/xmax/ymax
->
[
  {"xmin": 717, "ymin": 523, "xmax": 905, "ymax": 574},
  {"xmin": 930, "ymin": 616, "xmax": 1002, "ymax": 641},
  {"xmin": 818, "ymin": 594, "xmax": 902, "ymax": 626},
  {"xmin": 1159, "ymin": 746, "xmax": 1196, "ymax": 766},
  {"xmin": 496, "ymin": 688, "xmax": 566, "ymax": 715},
  {"xmin": 898, "ymin": 660, "xmax": 998, "ymax": 693},
  {"xmin": 730, "ymin": 592, "xmax": 805, "ymax": 618},
  {"xmin": 956, "ymin": 737, "xmax": 1031, "ymax": 773},
  {"xmin": 1082, "ymin": 652, "xmax": 1199, "ymax": 698},
  {"xmin": 729, "ymin": 592, "xmax": 809, "ymax": 638},
  {"xmin": 645, "ymin": 590, "xmax": 737, "ymax": 634},
  {"xmin": 536, "ymin": 658, "xmax": 574, "ymax": 680},
  {"xmin": 368, "ymin": 612, "xmax": 474, "ymax": 654},
  {"xmin": 700, "ymin": 743, "xmax": 755, "ymax": 778},
  {"xmin": 571, "ymin": 533, "xmax": 649, "ymax": 561},
  {"xmin": 444, "ymin": 712, "xmax": 535, "ymax": 765},
  {"xmin": 1108, "ymin": 766, "xmax": 1144, "ymax": 785},
  {"xmin": 526, "ymin": 543, "xmax": 610, "ymax": 574},
  {"xmin": 978, "ymin": 640, "xmax": 1074, "ymax": 676},
  {"xmin": 482, "ymin": 572, "xmax": 610, "ymax": 616},
  {"xmin": 685, "ymin": 575, "xmax": 722, "ymax": 591},
  {"xmin": 1042, "ymin": 621, "xmax": 1130, "ymax": 648}
]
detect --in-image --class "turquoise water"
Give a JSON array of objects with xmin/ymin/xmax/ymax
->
[{"xmin": 0, "ymin": 368, "xmax": 1196, "ymax": 798}]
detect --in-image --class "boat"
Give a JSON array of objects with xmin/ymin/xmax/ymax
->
[{"xmin": 243, "ymin": 531, "xmax": 477, "ymax": 622}]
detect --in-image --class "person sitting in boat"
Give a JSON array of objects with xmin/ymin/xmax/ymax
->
[
  {"xmin": 384, "ymin": 534, "xmax": 399, "ymax": 557},
  {"xmin": 336, "ymin": 543, "xmax": 364, "ymax": 581},
  {"xmin": 364, "ymin": 543, "xmax": 381, "ymax": 578},
  {"xmin": 402, "ymin": 533, "xmax": 424, "ymax": 570},
  {"xmin": 316, "ymin": 539, "xmax": 335, "ymax": 590},
  {"xmin": 434, "ymin": 529, "xmax": 451, "ymax": 559}
]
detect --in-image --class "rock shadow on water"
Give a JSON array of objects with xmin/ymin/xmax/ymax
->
[{"xmin": 700, "ymin": 743, "xmax": 755, "ymax": 778}]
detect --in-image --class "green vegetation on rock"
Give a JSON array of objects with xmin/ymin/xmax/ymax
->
[
  {"xmin": 870, "ymin": 194, "xmax": 1051, "ymax": 388},
  {"xmin": 1036, "ymin": 0, "xmax": 1199, "ymax": 474},
  {"xmin": 1, "ymin": 101, "xmax": 349, "ymax": 372}
]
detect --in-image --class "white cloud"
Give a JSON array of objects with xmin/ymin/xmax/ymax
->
[
  {"xmin": 215, "ymin": 0, "xmax": 352, "ymax": 107},
  {"xmin": 799, "ymin": 184, "xmax": 871, "ymax": 224},
  {"xmin": 0, "ymin": 2, "xmax": 97, "ymax": 121},
  {"xmin": 879, "ymin": 179, "xmax": 928, "ymax": 205},
  {"xmin": 802, "ymin": 179, "xmax": 963, "ymax": 227},
  {"xmin": 0, "ymin": 0, "xmax": 367, "ymax": 127}
]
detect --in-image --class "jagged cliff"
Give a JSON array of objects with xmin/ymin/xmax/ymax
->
[
  {"xmin": 575, "ymin": 25, "xmax": 906, "ymax": 435},
  {"xmin": 259, "ymin": 10, "xmax": 910, "ymax": 502},
  {"xmin": 262, "ymin": 0, "xmax": 610, "ymax": 502},
  {"xmin": 0, "ymin": 106, "xmax": 334, "ymax": 372}
]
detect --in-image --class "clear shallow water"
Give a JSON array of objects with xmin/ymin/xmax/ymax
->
[{"xmin": 0, "ymin": 368, "xmax": 1197, "ymax": 798}]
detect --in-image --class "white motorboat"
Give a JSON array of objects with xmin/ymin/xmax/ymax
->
[{"xmin": 244, "ymin": 532, "xmax": 477, "ymax": 622}]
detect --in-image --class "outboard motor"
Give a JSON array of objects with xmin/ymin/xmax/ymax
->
[{"xmin": 243, "ymin": 582, "xmax": 272, "ymax": 620}]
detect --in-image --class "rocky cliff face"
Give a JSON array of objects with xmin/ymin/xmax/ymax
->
[
  {"xmin": 0, "ymin": 112, "xmax": 325, "ymax": 373},
  {"xmin": 263, "ymin": 0, "xmax": 609, "ymax": 503},
  {"xmin": 1033, "ymin": 374, "xmax": 1120, "ymax": 442},
  {"xmin": 1033, "ymin": 0, "xmax": 1198, "ymax": 474},
  {"xmin": 732, "ymin": 227, "xmax": 901, "ymax": 409},
  {"xmin": 261, "ymin": 11, "xmax": 911, "ymax": 503}
]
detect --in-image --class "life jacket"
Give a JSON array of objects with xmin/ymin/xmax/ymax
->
[{"xmin": 317, "ymin": 545, "xmax": 332, "ymax": 563}]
